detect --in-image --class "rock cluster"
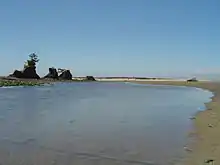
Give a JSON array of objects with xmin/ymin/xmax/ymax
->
[
  {"xmin": 44, "ymin": 68, "xmax": 72, "ymax": 80},
  {"xmin": 10, "ymin": 67, "xmax": 40, "ymax": 79},
  {"xmin": 85, "ymin": 76, "xmax": 96, "ymax": 81},
  {"xmin": 44, "ymin": 67, "xmax": 58, "ymax": 79}
]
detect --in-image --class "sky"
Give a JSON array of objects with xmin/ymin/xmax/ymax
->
[{"xmin": 0, "ymin": 0, "xmax": 219, "ymax": 77}]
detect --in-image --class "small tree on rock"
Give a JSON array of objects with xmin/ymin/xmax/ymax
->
[{"xmin": 24, "ymin": 53, "xmax": 40, "ymax": 68}]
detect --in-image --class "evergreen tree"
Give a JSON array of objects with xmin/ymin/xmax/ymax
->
[{"xmin": 24, "ymin": 53, "xmax": 40, "ymax": 68}]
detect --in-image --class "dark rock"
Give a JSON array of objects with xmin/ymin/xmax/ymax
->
[
  {"xmin": 10, "ymin": 70, "xmax": 23, "ymax": 78},
  {"xmin": 22, "ymin": 67, "xmax": 40, "ymax": 79},
  {"xmin": 59, "ymin": 70, "xmax": 72, "ymax": 80},
  {"xmin": 86, "ymin": 76, "xmax": 96, "ymax": 81},
  {"xmin": 205, "ymin": 159, "xmax": 214, "ymax": 164},
  {"xmin": 187, "ymin": 77, "xmax": 198, "ymax": 82},
  {"xmin": 10, "ymin": 67, "xmax": 40, "ymax": 79},
  {"xmin": 44, "ymin": 68, "xmax": 58, "ymax": 79}
]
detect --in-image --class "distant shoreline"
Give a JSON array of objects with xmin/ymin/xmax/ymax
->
[
  {"xmin": 0, "ymin": 75, "xmax": 210, "ymax": 87},
  {"xmin": 130, "ymin": 80, "xmax": 220, "ymax": 165},
  {"xmin": 0, "ymin": 76, "xmax": 95, "ymax": 87},
  {"xmin": 93, "ymin": 77, "xmax": 209, "ymax": 82}
]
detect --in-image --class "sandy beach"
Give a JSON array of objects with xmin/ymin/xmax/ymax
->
[{"xmin": 127, "ymin": 80, "xmax": 220, "ymax": 165}]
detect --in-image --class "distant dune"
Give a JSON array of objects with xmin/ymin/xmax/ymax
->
[{"xmin": 72, "ymin": 76, "xmax": 213, "ymax": 82}]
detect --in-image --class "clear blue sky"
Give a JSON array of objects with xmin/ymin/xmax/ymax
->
[{"xmin": 0, "ymin": 0, "xmax": 219, "ymax": 77}]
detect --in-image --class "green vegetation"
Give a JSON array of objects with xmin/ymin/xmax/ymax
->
[
  {"xmin": 0, "ymin": 80, "xmax": 43, "ymax": 87},
  {"xmin": 24, "ymin": 53, "xmax": 40, "ymax": 69}
]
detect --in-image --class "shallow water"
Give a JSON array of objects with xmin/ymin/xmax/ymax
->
[{"xmin": 0, "ymin": 82, "xmax": 212, "ymax": 165}]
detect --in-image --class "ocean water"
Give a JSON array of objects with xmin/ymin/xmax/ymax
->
[{"xmin": 0, "ymin": 82, "xmax": 212, "ymax": 165}]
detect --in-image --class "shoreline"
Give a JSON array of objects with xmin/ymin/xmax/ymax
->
[
  {"xmin": 0, "ymin": 77, "xmax": 96, "ymax": 87},
  {"xmin": 129, "ymin": 80, "xmax": 220, "ymax": 165},
  {"xmin": 1, "ymin": 78, "xmax": 219, "ymax": 164}
]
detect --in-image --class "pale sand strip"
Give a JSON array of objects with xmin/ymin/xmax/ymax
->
[
  {"xmin": 127, "ymin": 81, "xmax": 220, "ymax": 165},
  {"xmin": 95, "ymin": 78, "xmax": 210, "ymax": 82},
  {"xmin": 96, "ymin": 78, "xmax": 181, "ymax": 82}
]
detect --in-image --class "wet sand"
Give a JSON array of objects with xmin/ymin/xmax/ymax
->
[{"xmin": 131, "ymin": 81, "xmax": 220, "ymax": 165}]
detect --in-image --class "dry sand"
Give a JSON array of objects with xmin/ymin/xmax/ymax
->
[
  {"xmin": 96, "ymin": 78, "xmax": 184, "ymax": 82},
  {"xmin": 129, "ymin": 80, "xmax": 220, "ymax": 165}
]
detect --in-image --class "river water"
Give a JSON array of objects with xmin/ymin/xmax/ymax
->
[{"xmin": 0, "ymin": 82, "xmax": 212, "ymax": 165}]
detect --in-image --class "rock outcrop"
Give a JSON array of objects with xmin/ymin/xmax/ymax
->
[
  {"xmin": 11, "ymin": 70, "xmax": 23, "ymax": 78},
  {"xmin": 59, "ymin": 70, "xmax": 72, "ymax": 80},
  {"xmin": 10, "ymin": 67, "xmax": 40, "ymax": 79},
  {"xmin": 85, "ymin": 76, "xmax": 96, "ymax": 81},
  {"xmin": 44, "ymin": 68, "xmax": 58, "ymax": 79},
  {"xmin": 187, "ymin": 77, "xmax": 198, "ymax": 82}
]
